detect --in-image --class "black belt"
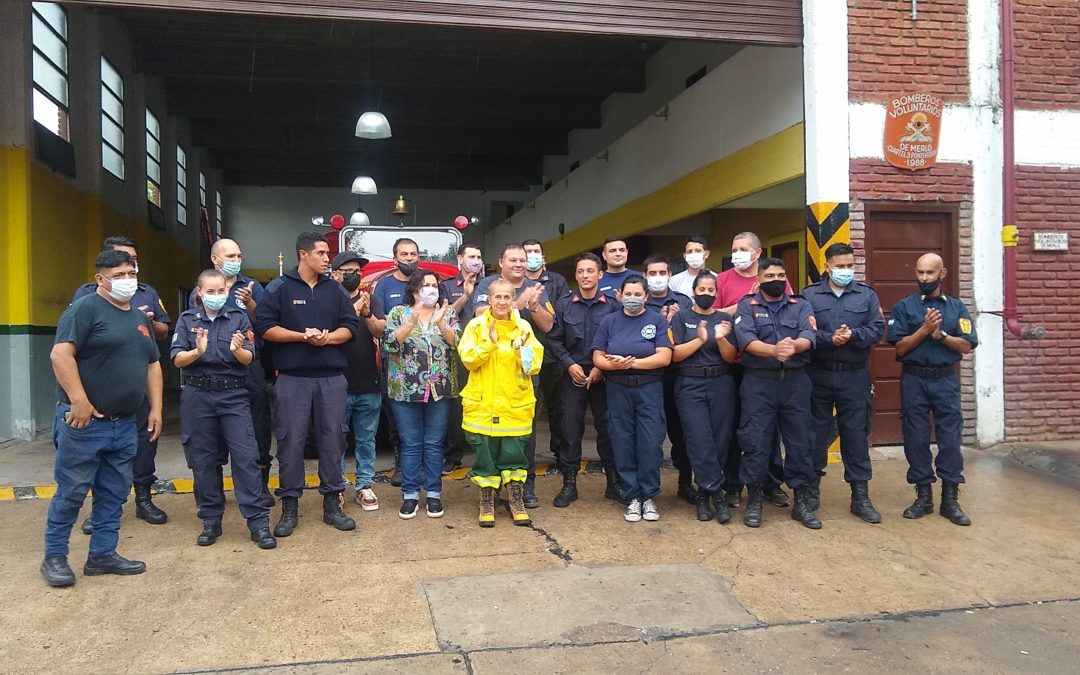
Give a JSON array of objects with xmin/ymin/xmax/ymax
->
[
  {"xmin": 605, "ymin": 373, "xmax": 663, "ymax": 387},
  {"xmin": 676, "ymin": 365, "xmax": 731, "ymax": 378},
  {"xmin": 183, "ymin": 375, "xmax": 246, "ymax": 391},
  {"xmin": 902, "ymin": 364, "xmax": 955, "ymax": 379},
  {"xmin": 745, "ymin": 368, "xmax": 805, "ymax": 381},
  {"xmin": 811, "ymin": 360, "xmax": 866, "ymax": 372}
]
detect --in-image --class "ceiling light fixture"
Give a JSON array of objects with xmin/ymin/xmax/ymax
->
[
  {"xmin": 349, "ymin": 209, "xmax": 371, "ymax": 226},
  {"xmin": 351, "ymin": 176, "xmax": 378, "ymax": 195},
  {"xmin": 355, "ymin": 111, "xmax": 391, "ymax": 139}
]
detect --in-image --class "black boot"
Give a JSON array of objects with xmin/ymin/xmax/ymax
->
[
  {"xmin": 259, "ymin": 465, "xmax": 275, "ymax": 508},
  {"xmin": 604, "ymin": 470, "xmax": 619, "ymax": 500},
  {"xmin": 743, "ymin": 483, "xmax": 764, "ymax": 528},
  {"xmin": 134, "ymin": 484, "xmax": 167, "ymax": 524},
  {"xmin": 849, "ymin": 481, "xmax": 881, "ymax": 524},
  {"xmin": 695, "ymin": 490, "xmax": 713, "ymax": 522},
  {"xmin": 390, "ymin": 447, "xmax": 403, "ymax": 487},
  {"xmin": 83, "ymin": 552, "xmax": 146, "ymax": 576},
  {"xmin": 902, "ymin": 484, "xmax": 934, "ymax": 519},
  {"xmin": 274, "ymin": 496, "xmax": 299, "ymax": 537},
  {"xmin": 677, "ymin": 472, "xmax": 698, "ymax": 504},
  {"xmin": 322, "ymin": 492, "xmax": 356, "ymax": 531},
  {"xmin": 939, "ymin": 481, "xmax": 971, "ymax": 526},
  {"xmin": 764, "ymin": 484, "xmax": 790, "ymax": 508},
  {"xmin": 724, "ymin": 485, "xmax": 742, "ymax": 508},
  {"xmin": 807, "ymin": 475, "xmax": 822, "ymax": 511},
  {"xmin": 553, "ymin": 474, "xmax": 578, "ymax": 508},
  {"xmin": 196, "ymin": 521, "xmax": 222, "ymax": 546},
  {"xmin": 791, "ymin": 487, "xmax": 822, "ymax": 529},
  {"xmin": 250, "ymin": 527, "xmax": 278, "ymax": 549},
  {"xmin": 523, "ymin": 478, "xmax": 540, "ymax": 509},
  {"xmin": 713, "ymin": 493, "xmax": 732, "ymax": 524},
  {"xmin": 80, "ymin": 517, "xmax": 92, "ymax": 535},
  {"xmin": 40, "ymin": 555, "xmax": 75, "ymax": 587}
]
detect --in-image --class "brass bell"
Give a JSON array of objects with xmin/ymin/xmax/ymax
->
[{"xmin": 392, "ymin": 195, "xmax": 411, "ymax": 217}]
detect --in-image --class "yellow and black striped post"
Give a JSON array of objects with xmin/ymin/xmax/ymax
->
[{"xmin": 805, "ymin": 201, "xmax": 850, "ymax": 285}]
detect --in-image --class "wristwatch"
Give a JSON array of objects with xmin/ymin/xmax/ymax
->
[
  {"xmin": 937, "ymin": 330, "xmax": 949, "ymax": 342},
  {"xmin": 528, "ymin": 304, "xmax": 541, "ymax": 313}
]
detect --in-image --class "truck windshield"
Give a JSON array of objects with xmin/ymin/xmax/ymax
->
[{"xmin": 341, "ymin": 226, "xmax": 461, "ymax": 264}]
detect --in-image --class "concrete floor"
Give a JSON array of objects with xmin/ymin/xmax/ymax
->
[{"xmin": 2, "ymin": 436, "xmax": 1080, "ymax": 673}]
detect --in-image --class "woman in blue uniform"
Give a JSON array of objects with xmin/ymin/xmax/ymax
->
[
  {"xmin": 592, "ymin": 275, "xmax": 673, "ymax": 522},
  {"xmin": 670, "ymin": 272, "xmax": 739, "ymax": 524}
]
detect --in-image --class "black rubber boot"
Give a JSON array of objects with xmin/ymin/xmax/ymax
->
[
  {"xmin": 849, "ymin": 481, "xmax": 882, "ymax": 524},
  {"xmin": 743, "ymin": 483, "xmax": 764, "ymax": 528},
  {"xmin": 807, "ymin": 475, "xmax": 822, "ymax": 512},
  {"xmin": 902, "ymin": 484, "xmax": 934, "ymax": 519},
  {"xmin": 791, "ymin": 487, "xmax": 822, "ymax": 529},
  {"xmin": 603, "ymin": 470, "xmax": 619, "ymax": 500},
  {"xmin": 322, "ymin": 492, "xmax": 356, "ymax": 531},
  {"xmin": 939, "ymin": 481, "xmax": 971, "ymax": 526},
  {"xmin": 553, "ymin": 474, "xmax": 578, "ymax": 508},
  {"xmin": 274, "ymin": 496, "xmax": 299, "ymax": 537},
  {"xmin": 258, "ymin": 465, "xmax": 275, "ymax": 508},
  {"xmin": 134, "ymin": 484, "xmax": 167, "ymax": 524},
  {"xmin": 695, "ymin": 489, "xmax": 713, "ymax": 521}
]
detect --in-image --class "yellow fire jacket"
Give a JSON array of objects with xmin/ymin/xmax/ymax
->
[{"xmin": 458, "ymin": 309, "xmax": 544, "ymax": 437}]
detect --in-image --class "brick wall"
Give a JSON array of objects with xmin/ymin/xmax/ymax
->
[
  {"xmin": 848, "ymin": 0, "xmax": 969, "ymax": 103},
  {"xmin": 1004, "ymin": 166, "xmax": 1080, "ymax": 440},
  {"xmin": 849, "ymin": 160, "xmax": 978, "ymax": 445},
  {"xmin": 1014, "ymin": 0, "xmax": 1080, "ymax": 108}
]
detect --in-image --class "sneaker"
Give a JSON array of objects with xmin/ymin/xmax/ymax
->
[
  {"xmin": 624, "ymin": 498, "xmax": 643, "ymax": 522},
  {"xmin": 426, "ymin": 497, "xmax": 445, "ymax": 518},
  {"xmin": 399, "ymin": 499, "xmax": 419, "ymax": 519},
  {"xmin": 642, "ymin": 499, "xmax": 660, "ymax": 521},
  {"xmin": 356, "ymin": 486, "xmax": 379, "ymax": 511}
]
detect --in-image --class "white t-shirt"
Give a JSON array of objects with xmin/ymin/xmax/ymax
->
[{"xmin": 669, "ymin": 268, "xmax": 716, "ymax": 297}]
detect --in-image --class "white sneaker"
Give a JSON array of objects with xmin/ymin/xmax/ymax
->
[
  {"xmin": 356, "ymin": 487, "xmax": 379, "ymax": 511},
  {"xmin": 642, "ymin": 499, "xmax": 660, "ymax": 521},
  {"xmin": 624, "ymin": 498, "xmax": 642, "ymax": 522}
]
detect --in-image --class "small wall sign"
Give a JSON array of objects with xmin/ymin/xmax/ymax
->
[
  {"xmin": 884, "ymin": 93, "xmax": 943, "ymax": 171},
  {"xmin": 1033, "ymin": 232, "xmax": 1069, "ymax": 252}
]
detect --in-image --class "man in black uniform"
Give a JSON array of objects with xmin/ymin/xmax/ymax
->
[
  {"xmin": 42, "ymin": 249, "xmax": 162, "ymax": 587},
  {"xmin": 886, "ymin": 252, "xmax": 978, "ymax": 526},
  {"xmin": 642, "ymin": 253, "xmax": 696, "ymax": 503},
  {"xmin": 803, "ymin": 243, "xmax": 885, "ymax": 523},
  {"xmin": 442, "ymin": 243, "xmax": 484, "ymax": 475},
  {"xmin": 547, "ymin": 252, "xmax": 620, "ymax": 505},
  {"xmin": 255, "ymin": 232, "xmax": 361, "ymax": 536},
  {"xmin": 733, "ymin": 258, "xmax": 819, "ymax": 529},
  {"xmin": 72, "ymin": 236, "xmax": 170, "ymax": 531},
  {"xmin": 171, "ymin": 269, "xmax": 275, "ymax": 549}
]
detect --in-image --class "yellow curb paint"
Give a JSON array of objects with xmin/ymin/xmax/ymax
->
[
  {"xmin": 34, "ymin": 485, "xmax": 57, "ymax": 499},
  {"xmin": 304, "ymin": 475, "xmax": 319, "ymax": 488},
  {"xmin": 222, "ymin": 477, "xmax": 234, "ymax": 491},
  {"xmin": 172, "ymin": 478, "xmax": 195, "ymax": 493},
  {"xmin": 0, "ymin": 487, "xmax": 15, "ymax": 501}
]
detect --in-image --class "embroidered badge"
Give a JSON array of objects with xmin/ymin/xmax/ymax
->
[
  {"xmin": 641, "ymin": 324, "xmax": 657, "ymax": 340},
  {"xmin": 958, "ymin": 317, "xmax": 972, "ymax": 334},
  {"xmin": 808, "ymin": 314, "xmax": 818, "ymax": 330}
]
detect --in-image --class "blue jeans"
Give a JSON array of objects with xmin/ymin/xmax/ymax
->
[
  {"xmin": 44, "ymin": 403, "xmax": 137, "ymax": 557},
  {"xmin": 342, "ymin": 392, "xmax": 381, "ymax": 488},
  {"xmin": 389, "ymin": 399, "xmax": 448, "ymax": 500},
  {"xmin": 606, "ymin": 380, "xmax": 666, "ymax": 503}
]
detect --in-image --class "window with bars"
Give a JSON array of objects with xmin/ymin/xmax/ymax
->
[
  {"xmin": 215, "ymin": 190, "xmax": 223, "ymax": 237},
  {"xmin": 146, "ymin": 108, "xmax": 161, "ymax": 207},
  {"xmin": 176, "ymin": 145, "xmax": 187, "ymax": 225},
  {"xmin": 32, "ymin": 2, "xmax": 70, "ymax": 140},
  {"xmin": 100, "ymin": 56, "xmax": 124, "ymax": 179}
]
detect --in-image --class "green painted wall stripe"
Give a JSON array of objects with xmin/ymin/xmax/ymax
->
[{"xmin": 0, "ymin": 325, "xmax": 57, "ymax": 336}]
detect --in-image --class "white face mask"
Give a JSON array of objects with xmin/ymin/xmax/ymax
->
[
  {"xmin": 419, "ymin": 286, "xmax": 439, "ymax": 307},
  {"xmin": 731, "ymin": 251, "xmax": 754, "ymax": 270},
  {"xmin": 106, "ymin": 278, "xmax": 138, "ymax": 302},
  {"xmin": 646, "ymin": 276, "xmax": 669, "ymax": 293},
  {"xmin": 684, "ymin": 252, "xmax": 705, "ymax": 269}
]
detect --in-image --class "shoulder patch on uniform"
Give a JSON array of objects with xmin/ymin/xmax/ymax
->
[
  {"xmin": 959, "ymin": 317, "xmax": 971, "ymax": 334},
  {"xmin": 641, "ymin": 324, "xmax": 657, "ymax": 340},
  {"xmin": 808, "ymin": 314, "xmax": 817, "ymax": 330},
  {"xmin": 735, "ymin": 316, "xmax": 742, "ymax": 324}
]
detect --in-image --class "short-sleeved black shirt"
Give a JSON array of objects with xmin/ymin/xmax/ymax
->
[
  {"xmin": 670, "ymin": 308, "xmax": 737, "ymax": 368},
  {"xmin": 54, "ymin": 293, "xmax": 161, "ymax": 416}
]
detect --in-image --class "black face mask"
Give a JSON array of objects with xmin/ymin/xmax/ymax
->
[
  {"xmin": 397, "ymin": 261, "xmax": 418, "ymax": 276},
  {"xmin": 693, "ymin": 294, "xmax": 714, "ymax": 310},
  {"xmin": 760, "ymin": 280, "xmax": 786, "ymax": 298},
  {"xmin": 918, "ymin": 279, "xmax": 940, "ymax": 295},
  {"xmin": 340, "ymin": 271, "xmax": 361, "ymax": 292}
]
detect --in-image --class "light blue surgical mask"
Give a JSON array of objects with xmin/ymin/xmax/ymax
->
[
  {"xmin": 830, "ymin": 268, "xmax": 855, "ymax": 287},
  {"xmin": 525, "ymin": 253, "xmax": 544, "ymax": 272},
  {"xmin": 202, "ymin": 293, "xmax": 228, "ymax": 312},
  {"xmin": 519, "ymin": 344, "xmax": 534, "ymax": 373},
  {"xmin": 221, "ymin": 260, "xmax": 242, "ymax": 277}
]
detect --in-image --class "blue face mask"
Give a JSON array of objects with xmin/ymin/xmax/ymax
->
[
  {"xmin": 526, "ymin": 253, "xmax": 544, "ymax": 272},
  {"xmin": 221, "ymin": 260, "xmax": 242, "ymax": 277},
  {"xmin": 830, "ymin": 268, "xmax": 855, "ymax": 286},
  {"xmin": 202, "ymin": 293, "xmax": 228, "ymax": 312}
]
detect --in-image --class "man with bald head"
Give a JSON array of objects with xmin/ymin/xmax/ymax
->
[{"xmin": 886, "ymin": 252, "xmax": 978, "ymax": 526}]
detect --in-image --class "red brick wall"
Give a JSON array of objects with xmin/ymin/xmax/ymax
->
[
  {"xmin": 1014, "ymin": 0, "xmax": 1080, "ymax": 108},
  {"xmin": 849, "ymin": 160, "xmax": 978, "ymax": 444},
  {"xmin": 848, "ymin": 0, "xmax": 969, "ymax": 103},
  {"xmin": 1004, "ymin": 167, "xmax": 1080, "ymax": 440}
]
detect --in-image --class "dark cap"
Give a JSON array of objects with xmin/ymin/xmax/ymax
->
[{"xmin": 331, "ymin": 251, "xmax": 369, "ymax": 271}]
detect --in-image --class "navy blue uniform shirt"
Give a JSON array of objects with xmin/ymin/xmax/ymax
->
[
  {"xmin": 886, "ymin": 291, "xmax": 979, "ymax": 367},
  {"xmin": 171, "ymin": 306, "xmax": 255, "ymax": 379},
  {"xmin": 74, "ymin": 281, "xmax": 172, "ymax": 326},
  {"xmin": 734, "ymin": 292, "xmax": 817, "ymax": 370},
  {"xmin": 254, "ymin": 267, "xmax": 362, "ymax": 377},
  {"xmin": 186, "ymin": 273, "xmax": 265, "ymax": 314},
  {"xmin": 467, "ymin": 275, "xmax": 554, "ymax": 333},
  {"xmin": 548, "ymin": 291, "xmax": 619, "ymax": 369},
  {"xmin": 592, "ymin": 309, "xmax": 673, "ymax": 376},
  {"xmin": 645, "ymin": 289, "xmax": 691, "ymax": 315},
  {"xmin": 803, "ymin": 278, "xmax": 885, "ymax": 363},
  {"xmin": 371, "ymin": 274, "xmax": 410, "ymax": 319},
  {"xmin": 597, "ymin": 269, "xmax": 642, "ymax": 297},
  {"xmin": 671, "ymin": 307, "xmax": 737, "ymax": 368}
]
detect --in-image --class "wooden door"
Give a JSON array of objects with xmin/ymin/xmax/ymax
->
[
  {"xmin": 770, "ymin": 241, "xmax": 802, "ymax": 292},
  {"xmin": 863, "ymin": 204, "xmax": 958, "ymax": 445}
]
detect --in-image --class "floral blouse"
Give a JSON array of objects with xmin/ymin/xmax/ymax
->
[{"xmin": 383, "ymin": 305, "xmax": 460, "ymax": 402}]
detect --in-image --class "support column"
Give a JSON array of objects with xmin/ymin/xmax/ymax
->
[{"xmin": 802, "ymin": 0, "xmax": 851, "ymax": 284}]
